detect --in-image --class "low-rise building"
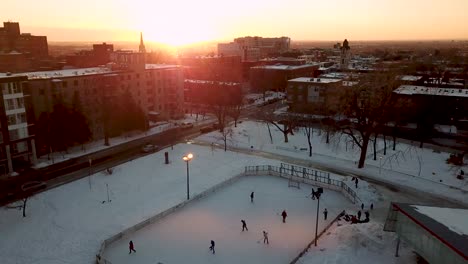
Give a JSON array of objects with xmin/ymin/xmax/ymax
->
[
  {"xmin": 250, "ymin": 64, "xmax": 319, "ymax": 93},
  {"xmin": 286, "ymin": 77, "xmax": 343, "ymax": 114}
]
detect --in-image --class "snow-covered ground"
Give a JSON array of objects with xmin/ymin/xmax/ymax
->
[
  {"xmin": 1, "ymin": 144, "xmax": 273, "ymax": 264},
  {"xmin": 298, "ymin": 221, "xmax": 415, "ymax": 264},
  {"xmin": 196, "ymin": 121, "xmax": 468, "ymax": 202},
  {"xmin": 3, "ymin": 118, "xmax": 466, "ymax": 264},
  {"xmin": 104, "ymin": 175, "xmax": 352, "ymax": 264}
]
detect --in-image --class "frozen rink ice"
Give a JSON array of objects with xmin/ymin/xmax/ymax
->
[{"xmin": 104, "ymin": 175, "xmax": 353, "ymax": 264}]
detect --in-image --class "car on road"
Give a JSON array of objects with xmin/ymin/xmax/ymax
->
[
  {"xmin": 180, "ymin": 122, "xmax": 194, "ymax": 129},
  {"xmin": 21, "ymin": 181, "xmax": 47, "ymax": 193},
  {"xmin": 141, "ymin": 144, "xmax": 157, "ymax": 153}
]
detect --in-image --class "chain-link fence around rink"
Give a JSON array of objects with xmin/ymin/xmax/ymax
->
[{"xmin": 244, "ymin": 163, "xmax": 362, "ymax": 205}]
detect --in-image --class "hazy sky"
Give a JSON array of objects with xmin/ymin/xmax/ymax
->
[{"xmin": 3, "ymin": 0, "xmax": 468, "ymax": 45}]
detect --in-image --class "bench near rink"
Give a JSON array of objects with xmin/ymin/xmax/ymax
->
[{"xmin": 96, "ymin": 163, "xmax": 361, "ymax": 264}]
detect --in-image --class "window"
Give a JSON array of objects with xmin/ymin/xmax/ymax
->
[
  {"xmin": 18, "ymin": 113, "xmax": 27, "ymax": 123},
  {"xmin": 6, "ymin": 99, "xmax": 15, "ymax": 110},
  {"xmin": 9, "ymin": 129, "xmax": 19, "ymax": 141},
  {"xmin": 8, "ymin": 115, "xmax": 16, "ymax": 125},
  {"xmin": 15, "ymin": 98, "xmax": 24, "ymax": 108}
]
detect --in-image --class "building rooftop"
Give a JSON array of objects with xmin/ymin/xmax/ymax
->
[
  {"xmin": 252, "ymin": 64, "xmax": 318, "ymax": 70},
  {"xmin": 394, "ymin": 85, "xmax": 468, "ymax": 98},
  {"xmin": 288, "ymin": 77, "xmax": 342, "ymax": 84},
  {"xmin": 398, "ymin": 75, "xmax": 423, "ymax": 82},
  {"xmin": 145, "ymin": 64, "xmax": 180, "ymax": 70},
  {"xmin": 393, "ymin": 203, "xmax": 468, "ymax": 260},
  {"xmin": 0, "ymin": 67, "xmax": 114, "ymax": 79},
  {"xmin": 184, "ymin": 79, "xmax": 240, "ymax": 86}
]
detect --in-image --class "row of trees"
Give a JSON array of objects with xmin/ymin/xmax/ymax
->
[
  {"xmin": 36, "ymin": 91, "xmax": 147, "ymax": 156},
  {"xmin": 258, "ymin": 68, "xmax": 428, "ymax": 169}
]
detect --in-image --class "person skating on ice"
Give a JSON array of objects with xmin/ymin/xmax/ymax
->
[{"xmin": 241, "ymin": 219, "xmax": 248, "ymax": 231}]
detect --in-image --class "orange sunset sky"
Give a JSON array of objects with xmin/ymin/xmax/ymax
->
[{"xmin": 3, "ymin": 0, "xmax": 468, "ymax": 46}]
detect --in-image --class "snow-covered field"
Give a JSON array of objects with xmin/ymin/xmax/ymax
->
[
  {"xmin": 196, "ymin": 121, "xmax": 468, "ymax": 201},
  {"xmin": 104, "ymin": 175, "xmax": 352, "ymax": 264}
]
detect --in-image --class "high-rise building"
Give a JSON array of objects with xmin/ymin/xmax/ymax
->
[
  {"xmin": 0, "ymin": 22, "xmax": 48, "ymax": 57},
  {"xmin": 218, "ymin": 36, "xmax": 290, "ymax": 61}
]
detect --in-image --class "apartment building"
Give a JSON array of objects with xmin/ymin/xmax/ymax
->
[{"xmin": 0, "ymin": 75, "xmax": 37, "ymax": 175}]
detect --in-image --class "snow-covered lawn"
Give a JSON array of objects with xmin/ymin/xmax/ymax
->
[
  {"xmin": 103, "ymin": 175, "xmax": 352, "ymax": 264},
  {"xmin": 196, "ymin": 121, "xmax": 468, "ymax": 202}
]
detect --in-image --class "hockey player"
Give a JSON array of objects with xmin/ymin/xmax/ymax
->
[
  {"xmin": 241, "ymin": 220, "xmax": 248, "ymax": 231},
  {"xmin": 281, "ymin": 210, "xmax": 287, "ymax": 223},
  {"xmin": 263, "ymin": 231, "xmax": 269, "ymax": 244}
]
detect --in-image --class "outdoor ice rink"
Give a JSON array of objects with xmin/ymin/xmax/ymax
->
[{"xmin": 104, "ymin": 175, "xmax": 354, "ymax": 264}]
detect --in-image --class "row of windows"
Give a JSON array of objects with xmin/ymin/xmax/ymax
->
[
  {"xmin": 7, "ymin": 113, "xmax": 27, "ymax": 126},
  {"xmin": 9, "ymin": 127, "xmax": 29, "ymax": 141},
  {"xmin": 1, "ymin": 82, "xmax": 23, "ymax": 95}
]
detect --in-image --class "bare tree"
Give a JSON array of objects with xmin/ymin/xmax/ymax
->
[
  {"xmin": 304, "ymin": 123, "xmax": 314, "ymax": 157},
  {"xmin": 218, "ymin": 126, "xmax": 233, "ymax": 151},
  {"xmin": 337, "ymin": 70, "xmax": 401, "ymax": 168}
]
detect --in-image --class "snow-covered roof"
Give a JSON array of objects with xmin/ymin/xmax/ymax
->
[
  {"xmin": 398, "ymin": 75, "xmax": 423, "ymax": 82},
  {"xmin": 0, "ymin": 67, "xmax": 114, "ymax": 79},
  {"xmin": 288, "ymin": 77, "xmax": 342, "ymax": 84},
  {"xmin": 394, "ymin": 85, "xmax": 468, "ymax": 98},
  {"xmin": 184, "ymin": 79, "xmax": 240, "ymax": 86},
  {"xmin": 252, "ymin": 64, "xmax": 317, "ymax": 70},
  {"xmin": 393, "ymin": 203, "xmax": 468, "ymax": 260},
  {"xmin": 145, "ymin": 64, "xmax": 180, "ymax": 70}
]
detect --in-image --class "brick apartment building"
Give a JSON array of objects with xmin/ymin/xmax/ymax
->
[
  {"xmin": 250, "ymin": 64, "xmax": 319, "ymax": 93},
  {"xmin": 286, "ymin": 77, "xmax": 344, "ymax": 114}
]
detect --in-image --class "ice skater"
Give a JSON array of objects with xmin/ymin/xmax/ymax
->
[
  {"xmin": 357, "ymin": 210, "xmax": 362, "ymax": 220},
  {"xmin": 355, "ymin": 178, "xmax": 359, "ymax": 188},
  {"xmin": 323, "ymin": 208, "xmax": 328, "ymax": 220},
  {"xmin": 129, "ymin": 240, "xmax": 136, "ymax": 254},
  {"xmin": 250, "ymin": 192, "xmax": 254, "ymax": 203},
  {"xmin": 361, "ymin": 203, "xmax": 364, "ymax": 210},
  {"xmin": 263, "ymin": 231, "xmax": 269, "ymax": 244},
  {"xmin": 365, "ymin": 211, "xmax": 370, "ymax": 220},
  {"xmin": 370, "ymin": 203, "xmax": 374, "ymax": 210},
  {"xmin": 209, "ymin": 240, "xmax": 215, "ymax": 254},
  {"xmin": 241, "ymin": 219, "xmax": 248, "ymax": 231},
  {"xmin": 310, "ymin": 188, "xmax": 317, "ymax": 200},
  {"xmin": 281, "ymin": 210, "xmax": 287, "ymax": 223}
]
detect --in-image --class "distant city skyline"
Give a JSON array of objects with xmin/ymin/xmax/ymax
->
[{"xmin": 3, "ymin": 0, "xmax": 468, "ymax": 45}]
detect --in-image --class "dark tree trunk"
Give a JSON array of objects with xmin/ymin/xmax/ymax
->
[
  {"xmin": 358, "ymin": 135, "xmax": 370, "ymax": 169},
  {"xmin": 373, "ymin": 133, "xmax": 378, "ymax": 161},
  {"xmin": 383, "ymin": 134, "xmax": 387, "ymax": 155},
  {"xmin": 326, "ymin": 129, "xmax": 330, "ymax": 144},
  {"xmin": 22, "ymin": 198, "xmax": 28, "ymax": 217},
  {"xmin": 419, "ymin": 140, "xmax": 424, "ymax": 148},
  {"xmin": 266, "ymin": 123, "xmax": 273, "ymax": 144},
  {"xmin": 392, "ymin": 135, "xmax": 396, "ymax": 151}
]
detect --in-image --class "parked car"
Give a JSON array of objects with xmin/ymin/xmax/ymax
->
[
  {"xmin": 141, "ymin": 144, "xmax": 157, "ymax": 153},
  {"xmin": 21, "ymin": 181, "xmax": 47, "ymax": 193}
]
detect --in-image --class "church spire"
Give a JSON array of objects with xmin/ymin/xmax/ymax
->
[{"xmin": 139, "ymin": 32, "xmax": 146, "ymax": 53}]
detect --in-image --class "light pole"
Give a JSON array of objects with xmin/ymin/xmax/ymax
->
[
  {"xmin": 315, "ymin": 187, "xmax": 323, "ymax": 247},
  {"xmin": 379, "ymin": 156, "xmax": 383, "ymax": 175},
  {"xmin": 182, "ymin": 153, "xmax": 193, "ymax": 200}
]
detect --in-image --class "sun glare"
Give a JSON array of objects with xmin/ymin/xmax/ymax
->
[{"xmin": 133, "ymin": 2, "xmax": 219, "ymax": 47}]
